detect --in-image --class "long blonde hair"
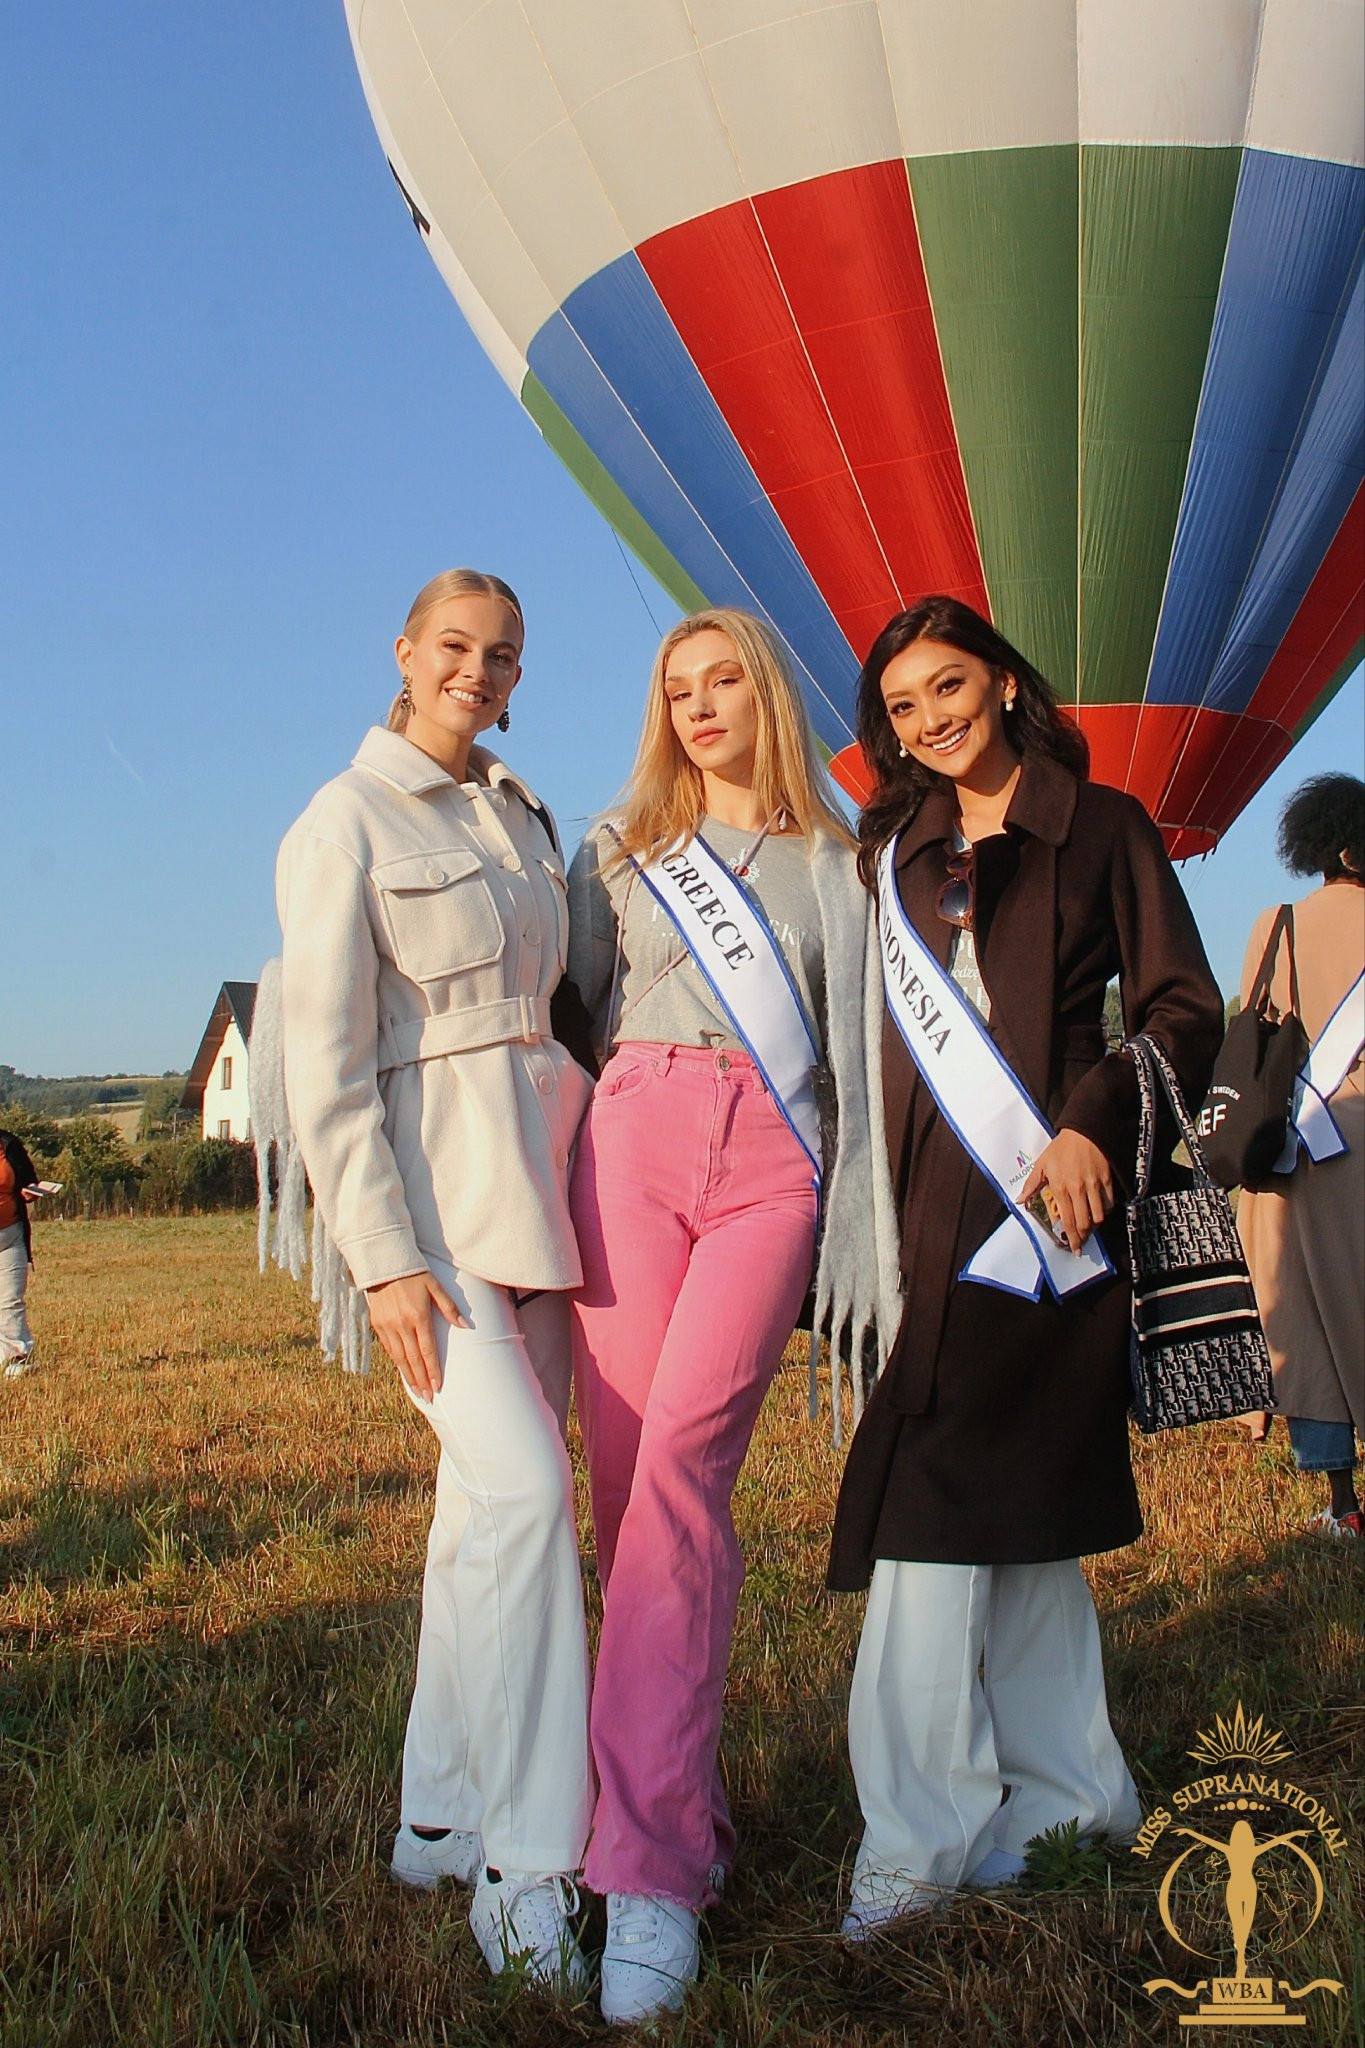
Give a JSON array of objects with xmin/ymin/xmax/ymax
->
[
  {"xmin": 386, "ymin": 568, "xmax": 524, "ymax": 732},
  {"xmin": 607, "ymin": 608, "xmax": 854, "ymax": 868}
]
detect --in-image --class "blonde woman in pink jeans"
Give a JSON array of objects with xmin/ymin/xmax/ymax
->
[{"xmin": 565, "ymin": 610, "xmax": 900, "ymax": 2025}]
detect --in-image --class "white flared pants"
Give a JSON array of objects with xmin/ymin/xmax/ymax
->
[
  {"xmin": 0, "ymin": 1222, "xmax": 34, "ymax": 1362},
  {"xmin": 400, "ymin": 1264, "xmax": 591, "ymax": 1876},
  {"xmin": 848, "ymin": 1557, "xmax": 1141, "ymax": 1893}
]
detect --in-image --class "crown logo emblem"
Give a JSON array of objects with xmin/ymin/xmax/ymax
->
[{"xmin": 1186, "ymin": 1705, "xmax": 1294, "ymax": 1771}]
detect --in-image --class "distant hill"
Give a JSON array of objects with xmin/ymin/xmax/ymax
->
[{"xmin": 0, "ymin": 1065, "xmax": 186, "ymax": 1119}]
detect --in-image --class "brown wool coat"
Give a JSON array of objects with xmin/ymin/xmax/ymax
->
[
  {"xmin": 1236, "ymin": 882, "xmax": 1365, "ymax": 1433},
  {"xmin": 827, "ymin": 752, "xmax": 1224, "ymax": 1583}
]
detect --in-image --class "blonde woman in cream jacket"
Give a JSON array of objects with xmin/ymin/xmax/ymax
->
[{"xmin": 276, "ymin": 569, "xmax": 593, "ymax": 1993}]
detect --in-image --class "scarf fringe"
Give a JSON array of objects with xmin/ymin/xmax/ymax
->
[
  {"xmin": 810, "ymin": 1274, "xmax": 875, "ymax": 1450},
  {"xmin": 249, "ymin": 957, "xmax": 371, "ymax": 1373}
]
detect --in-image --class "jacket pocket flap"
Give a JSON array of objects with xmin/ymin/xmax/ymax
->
[{"xmin": 371, "ymin": 846, "xmax": 482, "ymax": 894}]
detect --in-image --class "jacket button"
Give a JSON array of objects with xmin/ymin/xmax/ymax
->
[
  {"xmin": 536, "ymin": 1073, "xmax": 553, "ymax": 1095},
  {"xmin": 502, "ymin": 854, "xmax": 522, "ymax": 873},
  {"xmin": 425, "ymin": 866, "xmax": 445, "ymax": 885},
  {"xmin": 487, "ymin": 791, "xmax": 505, "ymax": 809}
]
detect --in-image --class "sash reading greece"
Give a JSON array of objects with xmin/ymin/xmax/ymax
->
[
  {"xmin": 875, "ymin": 839, "xmax": 1112, "ymax": 1302},
  {"xmin": 619, "ymin": 829, "xmax": 823, "ymax": 1186},
  {"xmin": 1274, "ymin": 968, "xmax": 1365, "ymax": 1173}
]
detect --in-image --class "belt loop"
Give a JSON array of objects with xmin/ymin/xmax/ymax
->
[{"xmin": 519, "ymin": 994, "xmax": 535, "ymax": 1042}]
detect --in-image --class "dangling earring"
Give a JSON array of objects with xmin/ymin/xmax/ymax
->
[
  {"xmin": 897, "ymin": 740, "xmax": 909, "ymax": 758},
  {"xmin": 497, "ymin": 707, "xmax": 511, "ymax": 733},
  {"xmin": 1004, "ymin": 693, "xmax": 1016, "ymax": 714},
  {"xmin": 400, "ymin": 676, "xmax": 412, "ymax": 712}
]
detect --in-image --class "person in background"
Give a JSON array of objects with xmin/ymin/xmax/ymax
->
[
  {"xmin": 276, "ymin": 569, "xmax": 594, "ymax": 1994},
  {"xmin": 0, "ymin": 1128, "xmax": 41, "ymax": 1378},
  {"xmin": 1238, "ymin": 773, "xmax": 1365, "ymax": 1536},
  {"xmin": 828, "ymin": 596, "xmax": 1224, "ymax": 1935},
  {"xmin": 566, "ymin": 608, "xmax": 899, "ymax": 2025}
]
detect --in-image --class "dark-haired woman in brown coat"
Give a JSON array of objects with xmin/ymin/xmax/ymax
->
[{"xmin": 830, "ymin": 599, "xmax": 1223, "ymax": 1938}]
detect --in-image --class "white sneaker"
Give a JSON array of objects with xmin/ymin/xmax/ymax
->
[
  {"xmin": 600, "ymin": 1893, "xmax": 700, "ymax": 2025},
  {"xmin": 3, "ymin": 1354, "xmax": 36, "ymax": 1379},
  {"xmin": 390, "ymin": 1823, "xmax": 482, "ymax": 1890},
  {"xmin": 469, "ymin": 1869, "xmax": 588, "ymax": 1993},
  {"xmin": 965, "ymin": 1846, "xmax": 1028, "ymax": 1890},
  {"xmin": 840, "ymin": 1863, "xmax": 945, "ymax": 1942},
  {"xmin": 1308, "ymin": 1505, "xmax": 1363, "ymax": 1538}
]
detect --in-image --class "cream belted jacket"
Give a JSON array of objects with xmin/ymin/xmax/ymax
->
[{"xmin": 276, "ymin": 726, "xmax": 592, "ymax": 1294}]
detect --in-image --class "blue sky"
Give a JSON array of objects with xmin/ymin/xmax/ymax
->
[{"xmin": 2, "ymin": 6, "xmax": 1360, "ymax": 1078}]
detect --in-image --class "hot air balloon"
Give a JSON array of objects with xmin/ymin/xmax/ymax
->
[{"xmin": 343, "ymin": 0, "xmax": 1363, "ymax": 856}]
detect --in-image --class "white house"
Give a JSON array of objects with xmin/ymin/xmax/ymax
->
[{"xmin": 182, "ymin": 982, "xmax": 257, "ymax": 1141}]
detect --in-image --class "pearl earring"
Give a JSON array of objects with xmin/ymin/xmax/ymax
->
[{"xmin": 897, "ymin": 740, "xmax": 909, "ymax": 758}]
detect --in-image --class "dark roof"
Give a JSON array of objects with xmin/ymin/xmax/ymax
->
[
  {"xmin": 223, "ymin": 982, "xmax": 257, "ymax": 1041},
  {"xmin": 181, "ymin": 982, "xmax": 259, "ymax": 1114}
]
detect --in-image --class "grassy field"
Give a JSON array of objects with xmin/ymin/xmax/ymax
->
[{"xmin": 2, "ymin": 1217, "xmax": 1360, "ymax": 2048}]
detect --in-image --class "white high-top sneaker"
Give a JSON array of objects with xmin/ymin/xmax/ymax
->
[
  {"xmin": 840, "ymin": 1859, "xmax": 946, "ymax": 1941},
  {"xmin": 600, "ymin": 1893, "xmax": 700, "ymax": 2024},
  {"xmin": 468, "ymin": 1869, "xmax": 588, "ymax": 1994},
  {"xmin": 389, "ymin": 1824, "xmax": 482, "ymax": 1890}
]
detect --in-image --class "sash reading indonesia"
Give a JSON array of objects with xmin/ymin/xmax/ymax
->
[{"xmin": 876, "ymin": 838, "xmax": 1112, "ymax": 1302}]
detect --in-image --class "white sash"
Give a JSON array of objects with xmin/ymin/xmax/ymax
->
[
  {"xmin": 626, "ymin": 831, "xmax": 823, "ymax": 1182},
  {"xmin": 1273, "ymin": 969, "xmax": 1364, "ymax": 1173},
  {"xmin": 876, "ymin": 840, "xmax": 1112, "ymax": 1302}
]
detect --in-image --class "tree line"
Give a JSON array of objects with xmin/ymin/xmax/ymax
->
[
  {"xmin": 0, "ymin": 1064, "xmax": 185, "ymax": 1119},
  {"xmin": 1, "ymin": 1102, "xmax": 256, "ymax": 1219}
]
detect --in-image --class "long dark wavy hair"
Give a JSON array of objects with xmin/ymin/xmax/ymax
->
[{"xmin": 855, "ymin": 597, "xmax": 1089, "ymax": 887}]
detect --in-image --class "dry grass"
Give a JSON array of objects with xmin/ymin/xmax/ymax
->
[{"xmin": 1, "ymin": 1217, "xmax": 1360, "ymax": 2048}]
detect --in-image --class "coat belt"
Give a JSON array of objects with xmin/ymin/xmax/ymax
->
[{"xmin": 377, "ymin": 996, "xmax": 552, "ymax": 1073}]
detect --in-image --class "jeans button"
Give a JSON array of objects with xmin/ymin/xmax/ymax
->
[{"xmin": 716, "ymin": 1053, "xmax": 731, "ymax": 1072}]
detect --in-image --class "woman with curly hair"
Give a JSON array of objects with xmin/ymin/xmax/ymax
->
[{"xmin": 1237, "ymin": 773, "xmax": 1365, "ymax": 1536}]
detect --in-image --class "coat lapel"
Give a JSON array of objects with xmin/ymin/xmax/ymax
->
[
  {"xmin": 888, "ymin": 756, "xmax": 1076, "ymax": 1107},
  {"xmin": 976, "ymin": 754, "xmax": 1075, "ymax": 1104}
]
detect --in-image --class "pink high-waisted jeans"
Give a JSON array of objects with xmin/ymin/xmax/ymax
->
[{"xmin": 570, "ymin": 1043, "xmax": 818, "ymax": 1909}]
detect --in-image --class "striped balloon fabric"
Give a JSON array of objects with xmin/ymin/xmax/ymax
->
[{"xmin": 344, "ymin": 0, "xmax": 1363, "ymax": 855}]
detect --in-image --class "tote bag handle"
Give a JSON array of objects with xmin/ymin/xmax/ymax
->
[
  {"xmin": 1127, "ymin": 1032, "xmax": 1217, "ymax": 1200},
  {"xmin": 1246, "ymin": 903, "xmax": 1300, "ymax": 1022}
]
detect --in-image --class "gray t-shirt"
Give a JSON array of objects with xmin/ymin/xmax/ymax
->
[{"xmin": 566, "ymin": 818, "xmax": 827, "ymax": 1058}]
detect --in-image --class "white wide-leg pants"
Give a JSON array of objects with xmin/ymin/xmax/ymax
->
[
  {"xmin": 399, "ymin": 1264, "xmax": 591, "ymax": 1876},
  {"xmin": 848, "ymin": 1557, "xmax": 1140, "ymax": 1893},
  {"xmin": 0, "ymin": 1221, "xmax": 34, "ymax": 1362}
]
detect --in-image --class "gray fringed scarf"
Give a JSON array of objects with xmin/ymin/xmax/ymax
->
[
  {"xmin": 806, "ymin": 835, "xmax": 904, "ymax": 1444},
  {"xmin": 248, "ymin": 956, "xmax": 372, "ymax": 1375}
]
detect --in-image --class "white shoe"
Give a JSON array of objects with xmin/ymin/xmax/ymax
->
[
  {"xmin": 1308, "ymin": 1505, "xmax": 1363, "ymax": 1538},
  {"xmin": 965, "ymin": 1846, "xmax": 1028, "ymax": 1890},
  {"xmin": 840, "ymin": 1863, "xmax": 945, "ymax": 1942},
  {"xmin": 469, "ymin": 1869, "xmax": 588, "ymax": 1993},
  {"xmin": 600, "ymin": 1893, "xmax": 700, "ymax": 2025},
  {"xmin": 390, "ymin": 1823, "xmax": 482, "ymax": 1890},
  {"xmin": 3, "ymin": 1354, "xmax": 36, "ymax": 1379}
]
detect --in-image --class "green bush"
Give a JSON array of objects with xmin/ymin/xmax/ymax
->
[
  {"xmin": 137, "ymin": 1136, "xmax": 257, "ymax": 1215},
  {"xmin": 0, "ymin": 1104, "xmax": 62, "ymax": 1165}
]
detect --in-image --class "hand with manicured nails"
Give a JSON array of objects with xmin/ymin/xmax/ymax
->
[
  {"xmin": 365, "ymin": 1271, "xmax": 466, "ymax": 1400},
  {"xmin": 1019, "ymin": 1130, "xmax": 1115, "ymax": 1255}
]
